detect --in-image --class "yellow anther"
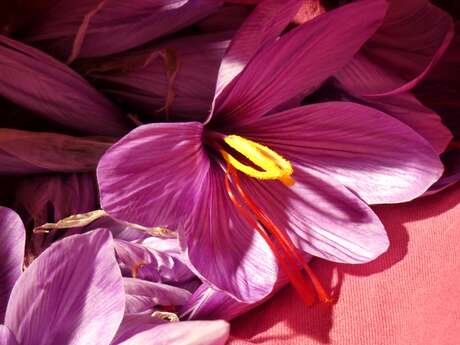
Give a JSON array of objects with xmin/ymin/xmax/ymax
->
[{"xmin": 221, "ymin": 135, "xmax": 294, "ymax": 187}]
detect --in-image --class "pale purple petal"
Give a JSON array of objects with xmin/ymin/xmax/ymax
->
[
  {"xmin": 97, "ymin": 122, "xmax": 209, "ymax": 228},
  {"xmin": 180, "ymin": 284, "xmax": 254, "ymax": 321},
  {"xmin": 335, "ymin": 1, "xmax": 454, "ymax": 96},
  {"xmin": 212, "ymin": 0, "xmax": 388, "ymax": 126},
  {"xmin": 237, "ymin": 102, "xmax": 443, "ymax": 204},
  {"xmin": 0, "ymin": 129, "xmax": 113, "ymax": 175},
  {"xmin": 124, "ymin": 278, "xmax": 191, "ymax": 315},
  {"xmin": 115, "ymin": 320, "xmax": 230, "ymax": 345},
  {"xmin": 4, "ymin": 229, "xmax": 125, "ymax": 345},
  {"xmin": 180, "ymin": 162, "xmax": 278, "ymax": 302},
  {"xmin": 0, "ymin": 207, "xmax": 25, "ymax": 322},
  {"xmin": 21, "ymin": 0, "xmax": 222, "ymax": 59},
  {"xmin": 0, "ymin": 325, "xmax": 18, "ymax": 345},
  {"xmin": 0, "ymin": 35, "xmax": 129, "ymax": 135},
  {"xmin": 140, "ymin": 237, "xmax": 196, "ymax": 284},
  {"xmin": 115, "ymin": 240, "xmax": 161, "ymax": 282}
]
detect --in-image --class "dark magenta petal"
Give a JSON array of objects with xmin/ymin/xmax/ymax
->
[
  {"xmin": 0, "ymin": 129, "xmax": 113, "ymax": 175},
  {"xmin": 358, "ymin": 92, "xmax": 453, "ymax": 154},
  {"xmin": 21, "ymin": 0, "xmax": 222, "ymax": 60},
  {"xmin": 89, "ymin": 32, "xmax": 232, "ymax": 122},
  {"xmin": 0, "ymin": 35, "xmax": 129, "ymax": 135},
  {"xmin": 335, "ymin": 1, "xmax": 454, "ymax": 96}
]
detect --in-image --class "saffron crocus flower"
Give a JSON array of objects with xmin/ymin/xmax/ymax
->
[
  {"xmin": 97, "ymin": 0, "xmax": 443, "ymax": 305},
  {"xmin": 14, "ymin": 0, "xmax": 223, "ymax": 62},
  {"xmin": 0, "ymin": 228, "xmax": 230, "ymax": 345}
]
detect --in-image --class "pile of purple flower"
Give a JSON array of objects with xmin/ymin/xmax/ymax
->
[{"xmin": 0, "ymin": 0, "xmax": 458, "ymax": 344}]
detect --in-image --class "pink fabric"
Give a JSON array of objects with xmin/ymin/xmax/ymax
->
[{"xmin": 230, "ymin": 182, "xmax": 460, "ymax": 344}]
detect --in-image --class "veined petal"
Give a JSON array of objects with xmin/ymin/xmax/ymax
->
[
  {"xmin": 4, "ymin": 229, "xmax": 125, "ymax": 345},
  {"xmin": 0, "ymin": 129, "xmax": 113, "ymax": 175},
  {"xmin": 0, "ymin": 35, "xmax": 129, "ymax": 135},
  {"xmin": 335, "ymin": 1, "xmax": 454, "ymax": 96},
  {"xmin": 21, "ymin": 0, "xmax": 222, "ymax": 60},
  {"xmin": 114, "ymin": 320, "xmax": 230, "ymax": 345},
  {"xmin": 180, "ymin": 162, "xmax": 278, "ymax": 302},
  {"xmin": 236, "ymin": 167, "xmax": 389, "ymax": 263},
  {"xmin": 213, "ymin": 0, "xmax": 302, "ymax": 101},
  {"xmin": 0, "ymin": 208, "xmax": 25, "ymax": 322},
  {"xmin": 0, "ymin": 325, "xmax": 18, "ymax": 345},
  {"xmin": 237, "ymin": 102, "xmax": 443, "ymax": 204},
  {"xmin": 211, "ymin": 0, "xmax": 388, "ymax": 127},
  {"xmin": 123, "ymin": 278, "xmax": 191, "ymax": 315},
  {"xmin": 97, "ymin": 122, "xmax": 209, "ymax": 228}
]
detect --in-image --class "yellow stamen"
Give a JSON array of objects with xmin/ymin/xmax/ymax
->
[{"xmin": 221, "ymin": 135, "xmax": 295, "ymax": 187}]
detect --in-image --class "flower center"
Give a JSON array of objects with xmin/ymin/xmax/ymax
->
[
  {"xmin": 220, "ymin": 135, "xmax": 332, "ymax": 306},
  {"xmin": 220, "ymin": 135, "xmax": 295, "ymax": 187}
]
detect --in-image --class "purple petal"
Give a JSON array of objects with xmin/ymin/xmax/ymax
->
[
  {"xmin": 4, "ymin": 229, "xmax": 125, "ymax": 345},
  {"xmin": 141, "ymin": 237, "xmax": 196, "ymax": 285},
  {"xmin": 0, "ymin": 208, "xmax": 25, "ymax": 322},
  {"xmin": 21, "ymin": 0, "xmax": 222, "ymax": 60},
  {"xmin": 213, "ymin": 0, "xmax": 302, "ymax": 100},
  {"xmin": 234, "ymin": 166, "xmax": 389, "ymax": 263},
  {"xmin": 335, "ymin": 1, "xmax": 454, "ymax": 96},
  {"xmin": 0, "ymin": 129, "xmax": 113, "ymax": 175},
  {"xmin": 180, "ymin": 284, "xmax": 254, "ymax": 321},
  {"xmin": 0, "ymin": 325, "xmax": 18, "ymax": 345},
  {"xmin": 123, "ymin": 278, "xmax": 191, "ymax": 315},
  {"xmin": 211, "ymin": 0, "xmax": 388, "ymax": 126},
  {"xmin": 89, "ymin": 32, "xmax": 232, "ymax": 122},
  {"xmin": 0, "ymin": 35, "xmax": 129, "ymax": 135},
  {"xmin": 114, "ymin": 320, "xmax": 230, "ymax": 345},
  {"xmin": 97, "ymin": 122, "xmax": 209, "ymax": 228},
  {"xmin": 180, "ymin": 162, "xmax": 279, "ymax": 302},
  {"xmin": 237, "ymin": 102, "xmax": 443, "ymax": 204},
  {"xmin": 115, "ymin": 240, "xmax": 161, "ymax": 282}
]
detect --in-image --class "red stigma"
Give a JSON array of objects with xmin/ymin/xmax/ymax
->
[{"xmin": 224, "ymin": 165, "xmax": 333, "ymax": 306}]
